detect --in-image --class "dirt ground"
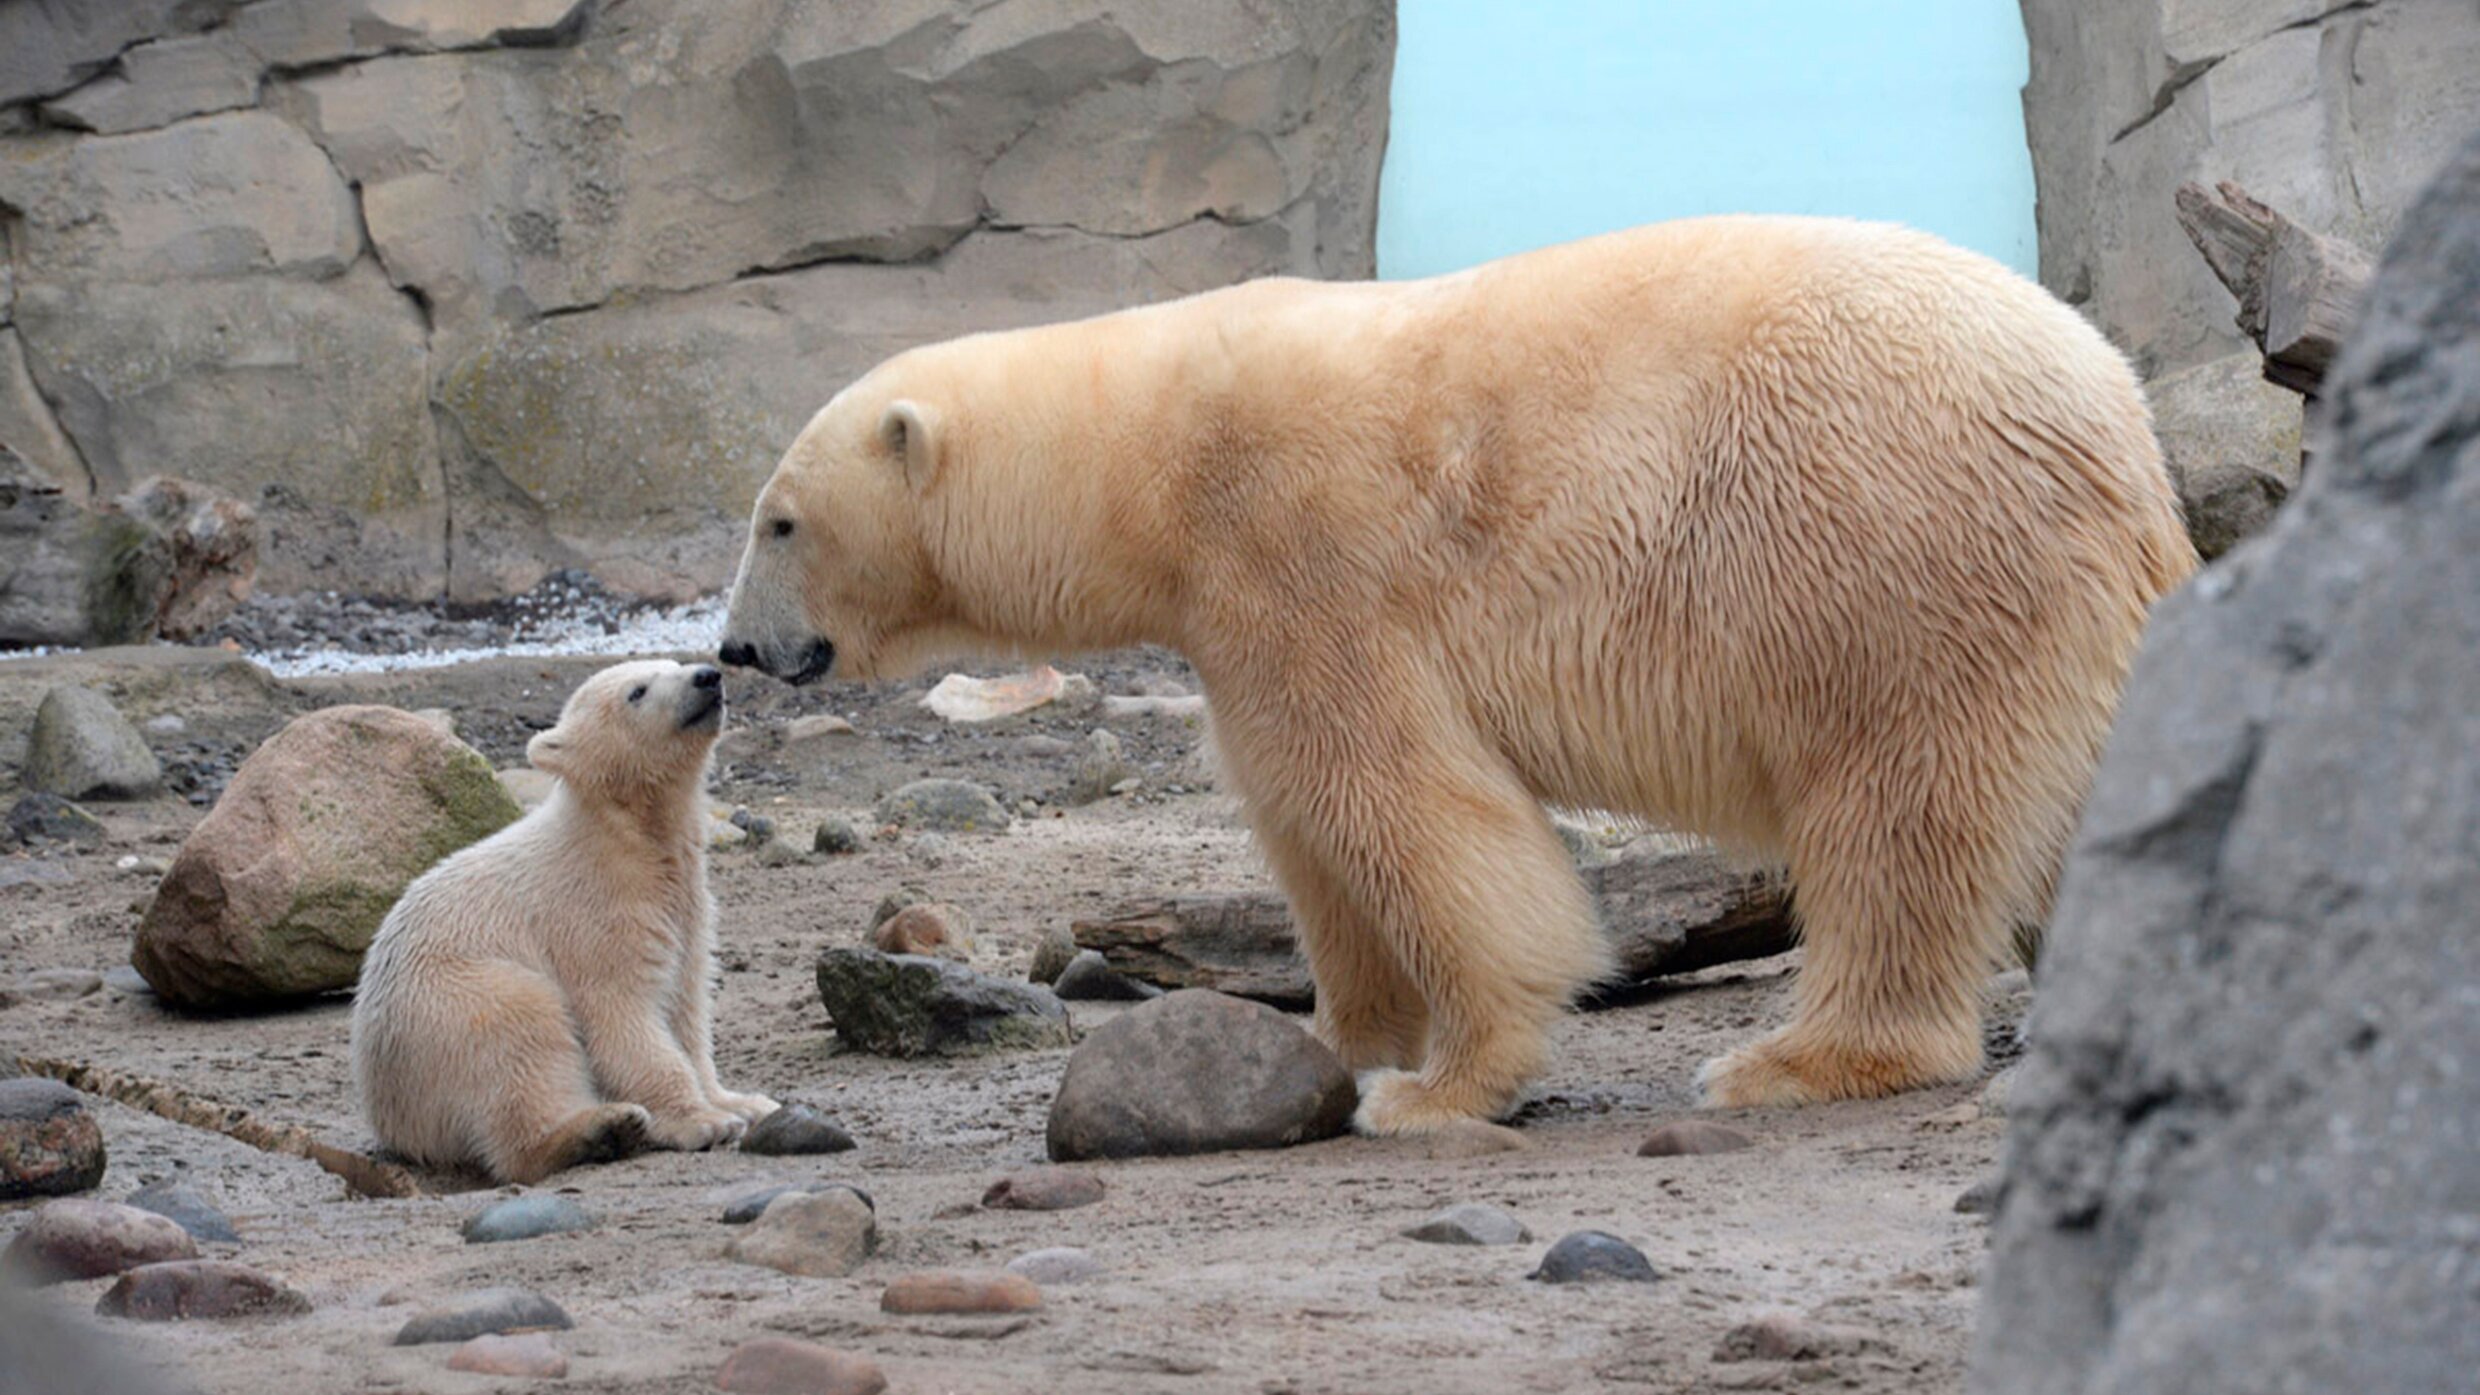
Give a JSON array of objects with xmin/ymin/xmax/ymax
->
[{"xmin": 0, "ymin": 644, "xmax": 2015, "ymax": 1395}]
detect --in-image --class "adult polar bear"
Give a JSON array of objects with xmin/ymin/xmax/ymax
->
[{"xmin": 720, "ymin": 218, "xmax": 2195, "ymax": 1133}]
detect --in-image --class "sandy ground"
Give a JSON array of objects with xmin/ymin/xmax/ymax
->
[{"xmin": 0, "ymin": 645, "xmax": 2014, "ymax": 1394}]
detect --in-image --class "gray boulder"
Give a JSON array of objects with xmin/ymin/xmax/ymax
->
[
  {"xmin": 815, "ymin": 947, "xmax": 1072, "ymax": 1057},
  {"xmin": 1046, "ymin": 989, "xmax": 1356, "ymax": 1161},
  {"xmin": 1972, "ymin": 129, "xmax": 2480, "ymax": 1395},
  {"xmin": 875, "ymin": 778, "xmax": 1012, "ymax": 834},
  {"xmin": 24, "ymin": 686, "xmax": 160, "ymax": 800}
]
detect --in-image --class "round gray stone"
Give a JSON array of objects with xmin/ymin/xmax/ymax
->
[
  {"xmin": 24, "ymin": 686, "xmax": 161, "ymax": 801},
  {"xmin": 1045, "ymin": 989, "xmax": 1356, "ymax": 1161},
  {"xmin": 1402, "ymin": 1202, "xmax": 1531, "ymax": 1246},
  {"xmin": 393, "ymin": 1287, "xmax": 574, "ymax": 1345},
  {"xmin": 462, "ymin": 1194, "xmax": 595, "ymax": 1244},
  {"xmin": 1529, "ymin": 1230, "xmax": 1660, "ymax": 1285}
]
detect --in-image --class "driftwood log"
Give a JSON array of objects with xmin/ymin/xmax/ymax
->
[
  {"xmin": 1071, "ymin": 849, "xmax": 1797, "ymax": 1011},
  {"xmin": 2174, "ymin": 180, "xmax": 2375, "ymax": 397},
  {"xmin": 13, "ymin": 1053, "xmax": 422, "ymax": 1199}
]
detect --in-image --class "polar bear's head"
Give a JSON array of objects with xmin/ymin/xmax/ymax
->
[
  {"xmin": 526, "ymin": 659, "xmax": 726, "ymax": 790},
  {"xmin": 716, "ymin": 353, "xmax": 968, "ymax": 686}
]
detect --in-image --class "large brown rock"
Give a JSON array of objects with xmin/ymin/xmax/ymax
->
[
  {"xmin": 132, "ymin": 705, "xmax": 521, "ymax": 1008},
  {"xmin": 0, "ymin": 1079, "xmax": 106, "ymax": 1201}
]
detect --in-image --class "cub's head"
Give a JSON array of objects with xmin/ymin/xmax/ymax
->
[
  {"xmin": 717, "ymin": 354, "xmax": 960, "ymax": 687},
  {"xmin": 526, "ymin": 659, "xmax": 726, "ymax": 791}
]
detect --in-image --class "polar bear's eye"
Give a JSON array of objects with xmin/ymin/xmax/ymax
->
[
  {"xmin": 627, "ymin": 685, "xmax": 648, "ymax": 703},
  {"xmin": 769, "ymin": 518, "xmax": 794, "ymax": 539}
]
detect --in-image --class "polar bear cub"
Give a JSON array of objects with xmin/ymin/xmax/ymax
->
[{"xmin": 351, "ymin": 660, "xmax": 778, "ymax": 1183}]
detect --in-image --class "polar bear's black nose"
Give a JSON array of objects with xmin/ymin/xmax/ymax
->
[
  {"xmin": 717, "ymin": 639, "xmax": 757, "ymax": 669},
  {"xmin": 691, "ymin": 665, "xmax": 723, "ymax": 690}
]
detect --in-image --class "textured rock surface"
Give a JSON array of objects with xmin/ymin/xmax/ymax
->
[
  {"xmin": 1047, "ymin": 988, "xmax": 1356, "ymax": 1160},
  {"xmin": 1973, "ymin": 131, "xmax": 2480, "ymax": 1395},
  {"xmin": 23, "ymin": 686, "xmax": 160, "ymax": 801},
  {"xmin": 392, "ymin": 1287, "xmax": 574, "ymax": 1346},
  {"xmin": 2, "ymin": 1199, "xmax": 197, "ymax": 1284},
  {"xmin": 132, "ymin": 705, "xmax": 521, "ymax": 1008},
  {"xmin": 0, "ymin": 1, "xmax": 1395, "ymax": 600},
  {"xmin": 724, "ymin": 1189, "xmax": 878, "ymax": 1279},
  {"xmin": 714, "ymin": 1337, "xmax": 887, "ymax": 1395},
  {"xmin": 815, "ymin": 947, "xmax": 1072, "ymax": 1056},
  {"xmin": 2019, "ymin": 0, "xmax": 2480, "ymax": 554},
  {"xmin": 0, "ymin": 1079, "xmax": 106, "ymax": 1200},
  {"xmin": 94, "ymin": 1260, "xmax": 311, "ymax": 1320}
]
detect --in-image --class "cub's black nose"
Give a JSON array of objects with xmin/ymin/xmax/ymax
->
[
  {"xmin": 717, "ymin": 639, "xmax": 757, "ymax": 669},
  {"xmin": 692, "ymin": 665, "xmax": 723, "ymax": 690}
]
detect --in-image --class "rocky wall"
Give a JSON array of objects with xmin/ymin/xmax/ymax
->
[{"xmin": 0, "ymin": 0, "xmax": 1395, "ymax": 600}]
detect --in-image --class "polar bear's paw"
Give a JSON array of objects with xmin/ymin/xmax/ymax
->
[
  {"xmin": 1349, "ymin": 1070, "xmax": 1524, "ymax": 1152},
  {"xmin": 712, "ymin": 1089, "xmax": 782, "ymax": 1123},
  {"xmin": 645, "ymin": 1106, "xmax": 748, "ymax": 1152},
  {"xmin": 1698, "ymin": 1029, "xmax": 1980, "ymax": 1108}
]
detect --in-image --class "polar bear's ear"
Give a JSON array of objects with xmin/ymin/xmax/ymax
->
[
  {"xmin": 879, "ymin": 400, "xmax": 939, "ymax": 491},
  {"xmin": 525, "ymin": 727, "xmax": 570, "ymax": 776}
]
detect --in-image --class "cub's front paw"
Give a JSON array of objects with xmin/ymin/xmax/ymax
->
[
  {"xmin": 644, "ymin": 1107, "xmax": 747, "ymax": 1152},
  {"xmin": 713, "ymin": 1090, "xmax": 782, "ymax": 1123}
]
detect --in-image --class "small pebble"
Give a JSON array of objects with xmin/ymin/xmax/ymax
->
[
  {"xmin": 812, "ymin": 817, "xmax": 864, "ymax": 855},
  {"xmin": 145, "ymin": 715, "xmax": 188, "ymax": 735},
  {"xmin": 102, "ymin": 966, "xmax": 154, "ymax": 997},
  {"xmin": 1635, "ymin": 1120, "xmax": 1756, "ymax": 1157},
  {"xmin": 1955, "ymin": 1177, "xmax": 2001, "ymax": 1215},
  {"xmin": 715, "ymin": 1337, "xmax": 886, "ymax": 1395},
  {"xmin": 726, "ymin": 1191, "xmax": 877, "ymax": 1278},
  {"xmin": 879, "ymin": 1270, "xmax": 1043, "ymax": 1315},
  {"xmin": 718, "ymin": 1181, "xmax": 875, "ymax": 1225},
  {"xmin": 872, "ymin": 902, "xmax": 973, "ymax": 960},
  {"xmin": 1051, "ymin": 950, "xmax": 1161, "ymax": 1002},
  {"xmin": 1528, "ymin": 1230, "xmax": 1660, "ymax": 1285},
  {"xmin": 981, "ymin": 1166, "xmax": 1105, "ymax": 1212},
  {"xmin": 462, "ymin": 1194, "xmax": 595, "ymax": 1244},
  {"xmin": 740, "ymin": 1104, "xmax": 857, "ymax": 1157},
  {"xmin": 1713, "ymin": 1312, "xmax": 1881, "ymax": 1363},
  {"xmin": 126, "ymin": 1180, "xmax": 240, "ymax": 1243},
  {"xmin": 755, "ymin": 840, "xmax": 810, "ymax": 868},
  {"xmin": 12, "ymin": 969, "xmax": 102, "ymax": 1001},
  {"xmin": 447, "ymin": 1331, "xmax": 569, "ymax": 1378},
  {"xmin": 1005, "ymin": 1246, "xmax": 1105, "ymax": 1286},
  {"xmin": 1027, "ymin": 927, "xmax": 1081, "ymax": 986},
  {"xmin": 1402, "ymin": 1202, "xmax": 1530, "ymax": 1246},
  {"xmin": 95, "ymin": 1260, "xmax": 310, "ymax": 1320},
  {"xmin": 3, "ymin": 1199, "xmax": 196, "ymax": 1283},
  {"xmin": 393, "ymin": 1287, "xmax": 574, "ymax": 1345}
]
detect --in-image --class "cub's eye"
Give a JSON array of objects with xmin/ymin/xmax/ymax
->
[
  {"xmin": 627, "ymin": 685, "xmax": 648, "ymax": 703},
  {"xmin": 769, "ymin": 518, "xmax": 794, "ymax": 539}
]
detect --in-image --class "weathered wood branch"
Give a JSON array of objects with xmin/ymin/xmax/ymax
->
[
  {"xmin": 13, "ymin": 1053, "xmax": 423, "ymax": 1199},
  {"xmin": 2174, "ymin": 179, "xmax": 2374, "ymax": 397},
  {"xmin": 1071, "ymin": 849, "xmax": 1797, "ymax": 1010}
]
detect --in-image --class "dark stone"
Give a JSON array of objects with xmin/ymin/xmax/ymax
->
[
  {"xmin": 1528, "ymin": 1231, "xmax": 1659, "ymax": 1285},
  {"xmin": 1973, "ymin": 132, "xmax": 2480, "ymax": 1395},
  {"xmin": 1954, "ymin": 1177, "xmax": 2000, "ymax": 1216},
  {"xmin": 0, "ymin": 1079, "xmax": 106, "ymax": 1201},
  {"xmin": 393, "ymin": 1288, "xmax": 575, "ymax": 1345},
  {"xmin": 1052, "ymin": 949, "xmax": 1162, "ymax": 1002},
  {"xmin": 812, "ymin": 817, "xmax": 864, "ymax": 855},
  {"xmin": 461, "ymin": 1194, "xmax": 594, "ymax": 1244},
  {"xmin": 95, "ymin": 1261, "xmax": 309, "ymax": 1320},
  {"xmin": 815, "ymin": 947, "xmax": 1072, "ymax": 1057},
  {"xmin": 5, "ymin": 794, "xmax": 106, "ymax": 848},
  {"xmin": 739, "ymin": 1104, "xmax": 856, "ymax": 1156},
  {"xmin": 125, "ymin": 1180, "xmax": 241, "ymax": 1243},
  {"xmin": 1046, "ymin": 989, "xmax": 1356, "ymax": 1161}
]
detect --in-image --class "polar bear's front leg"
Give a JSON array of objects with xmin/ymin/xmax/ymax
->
[
  {"xmin": 1251, "ymin": 817, "xmax": 1429, "ymax": 1073},
  {"xmin": 571, "ymin": 980, "xmax": 746, "ymax": 1151},
  {"xmin": 1213, "ymin": 668, "xmax": 1610, "ymax": 1136},
  {"xmin": 669, "ymin": 912, "xmax": 781, "ymax": 1123}
]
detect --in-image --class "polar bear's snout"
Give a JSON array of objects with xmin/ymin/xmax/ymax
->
[
  {"xmin": 678, "ymin": 665, "xmax": 726, "ymax": 730},
  {"xmin": 716, "ymin": 634, "xmax": 834, "ymax": 687}
]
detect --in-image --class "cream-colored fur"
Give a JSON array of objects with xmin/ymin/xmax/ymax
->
[
  {"xmin": 350, "ymin": 661, "xmax": 779, "ymax": 1182},
  {"xmin": 721, "ymin": 217, "xmax": 2196, "ymax": 1132}
]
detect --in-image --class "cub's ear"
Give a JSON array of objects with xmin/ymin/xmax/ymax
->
[
  {"xmin": 879, "ymin": 399, "xmax": 939, "ymax": 491},
  {"xmin": 525, "ymin": 727, "xmax": 571, "ymax": 777}
]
